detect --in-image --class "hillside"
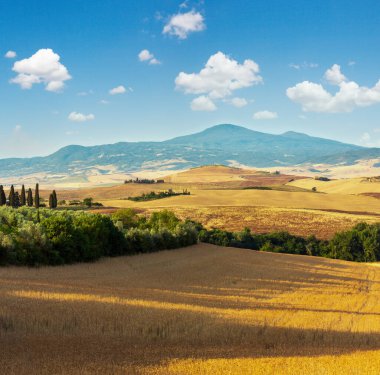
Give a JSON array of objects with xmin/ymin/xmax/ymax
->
[
  {"xmin": 1, "ymin": 124, "xmax": 378, "ymax": 184},
  {"xmin": 1, "ymin": 244, "xmax": 379, "ymax": 374}
]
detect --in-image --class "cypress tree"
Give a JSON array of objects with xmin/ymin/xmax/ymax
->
[
  {"xmin": 49, "ymin": 193, "xmax": 54, "ymax": 209},
  {"xmin": 8, "ymin": 185, "xmax": 15, "ymax": 207},
  {"xmin": 14, "ymin": 192, "xmax": 20, "ymax": 208},
  {"xmin": 52, "ymin": 190, "xmax": 57, "ymax": 208},
  {"xmin": 0, "ymin": 185, "xmax": 5, "ymax": 206},
  {"xmin": 35, "ymin": 183, "xmax": 40, "ymax": 209},
  {"xmin": 20, "ymin": 185, "xmax": 26, "ymax": 206},
  {"xmin": 27, "ymin": 188, "xmax": 33, "ymax": 207}
]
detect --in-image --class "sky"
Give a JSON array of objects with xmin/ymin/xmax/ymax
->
[{"xmin": 1, "ymin": 0, "xmax": 380, "ymax": 158}]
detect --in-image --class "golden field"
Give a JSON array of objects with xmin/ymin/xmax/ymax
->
[
  {"xmin": 1, "ymin": 244, "xmax": 379, "ymax": 374},
  {"xmin": 287, "ymin": 176, "xmax": 380, "ymax": 195},
  {"xmin": 36, "ymin": 165, "xmax": 380, "ymax": 239}
]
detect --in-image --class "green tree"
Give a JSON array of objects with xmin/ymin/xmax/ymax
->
[
  {"xmin": 35, "ymin": 183, "xmax": 40, "ymax": 209},
  {"xmin": 14, "ymin": 192, "xmax": 20, "ymax": 208},
  {"xmin": 27, "ymin": 188, "xmax": 33, "ymax": 207},
  {"xmin": 52, "ymin": 190, "xmax": 58, "ymax": 208},
  {"xmin": 0, "ymin": 186, "xmax": 6, "ymax": 206},
  {"xmin": 49, "ymin": 193, "xmax": 54, "ymax": 209},
  {"xmin": 8, "ymin": 185, "xmax": 15, "ymax": 207},
  {"xmin": 83, "ymin": 197, "xmax": 93, "ymax": 207},
  {"xmin": 20, "ymin": 185, "xmax": 26, "ymax": 206}
]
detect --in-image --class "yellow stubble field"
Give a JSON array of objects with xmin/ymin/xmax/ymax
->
[
  {"xmin": 1, "ymin": 244, "xmax": 379, "ymax": 374},
  {"xmin": 99, "ymin": 189, "xmax": 380, "ymax": 239}
]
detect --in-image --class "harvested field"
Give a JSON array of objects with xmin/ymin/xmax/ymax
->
[
  {"xmin": 1, "ymin": 244, "xmax": 379, "ymax": 374},
  {"xmin": 144, "ymin": 207, "xmax": 380, "ymax": 239}
]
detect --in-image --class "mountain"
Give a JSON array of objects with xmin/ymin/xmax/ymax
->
[{"xmin": 0, "ymin": 124, "xmax": 377, "ymax": 179}]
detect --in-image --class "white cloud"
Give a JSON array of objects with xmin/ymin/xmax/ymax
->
[
  {"xmin": 287, "ymin": 64, "xmax": 380, "ymax": 113},
  {"xmin": 163, "ymin": 11, "xmax": 205, "ymax": 39},
  {"xmin": 289, "ymin": 62, "xmax": 318, "ymax": 70},
  {"xmin": 348, "ymin": 60, "xmax": 356, "ymax": 66},
  {"xmin": 138, "ymin": 49, "xmax": 154, "ymax": 61},
  {"xmin": 10, "ymin": 48, "xmax": 71, "ymax": 92},
  {"xmin": 138, "ymin": 49, "xmax": 161, "ymax": 65},
  {"xmin": 99, "ymin": 99, "xmax": 109, "ymax": 104},
  {"xmin": 253, "ymin": 110, "xmax": 278, "ymax": 120},
  {"xmin": 324, "ymin": 64, "xmax": 346, "ymax": 85},
  {"xmin": 230, "ymin": 97, "xmax": 248, "ymax": 108},
  {"xmin": 68, "ymin": 112, "xmax": 95, "ymax": 122},
  {"xmin": 190, "ymin": 95, "xmax": 217, "ymax": 111},
  {"xmin": 149, "ymin": 58, "xmax": 161, "ymax": 65},
  {"xmin": 175, "ymin": 51, "xmax": 262, "ymax": 110},
  {"xmin": 109, "ymin": 85, "xmax": 126, "ymax": 95},
  {"xmin": 360, "ymin": 132, "xmax": 371, "ymax": 143},
  {"xmin": 5, "ymin": 50, "xmax": 16, "ymax": 58}
]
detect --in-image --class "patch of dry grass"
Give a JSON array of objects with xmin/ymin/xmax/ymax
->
[{"xmin": 1, "ymin": 244, "xmax": 379, "ymax": 374}]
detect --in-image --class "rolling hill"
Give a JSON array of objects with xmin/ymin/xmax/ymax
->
[{"xmin": 0, "ymin": 124, "xmax": 377, "ymax": 180}]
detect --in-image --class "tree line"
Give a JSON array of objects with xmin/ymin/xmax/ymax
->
[
  {"xmin": 1, "ymin": 205, "xmax": 379, "ymax": 266},
  {"xmin": 0, "ymin": 184, "xmax": 58, "ymax": 209}
]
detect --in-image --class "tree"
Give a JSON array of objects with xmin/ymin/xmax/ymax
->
[
  {"xmin": 0, "ymin": 186, "xmax": 6, "ymax": 206},
  {"xmin": 52, "ymin": 190, "xmax": 58, "ymax": 208},
  {"xmin": 83, "ymin": 197, "xmax": 93, "ymax": 207},
  {"xmin": 20, "ymin": 185, "xmax": 26, "ymax": 206},
  {"xmin": 49, "ymin": 193, "xmax": 54, "ymax": 209},
  {"xmin": 14, "ymin": 192, "xmax": 20, "ymax": 208},
  {"xmin": 27, "ymin": 188, "xmax": 33, "ymax": 207},
  {"xmin": 35, "ymin": 183, "xmax": 40, "ymax": 209},
  {"xmin": 8, "ymin": 185, "xmax": 15, "ymax": 207}
]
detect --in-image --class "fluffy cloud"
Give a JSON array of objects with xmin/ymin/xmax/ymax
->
[
  {"xmin": 68, "ymin": 112, "xmax": 95, "ymax": 122},
  {"xmin": 324, "ymin": 64, "xmax": 346, "ymax": 85},
  {"xmin": 163, "ymin": 11, "xmax": 205, "ymax": 39},
  {"xmin": 287, "ymin": 64, "xmax": 380, "ymax": 113},
  {"xmin": 176, "ymin": 52, "xmax": 262, "ymax": 111},
  {"xmin": 230, "ymin": 97, "xmax": 248, "ymax": 108},
  {"xmin": 190, "ymin": 95, "xmax": 217, "ymax": 111},
  {"xmin": 138, "ymin": 49, "xmax": 153, "ymax": 61},
  {"xmin": 10, "ymin": 48, "xmax": 71, "ymax": 92},
  {"xmin": 138, "ymin": 49, "xmax": 161, "ymax": 65},
  {"xmin": 253, "ymin": 110, "xmax": 278, "ymax": 120},
  {"xmin": 109, "ymin": 85, "xmax": 126, "ymax": 95},
  {"xmin": 5, "ymin": 50, "xmax": 16, "ymax": 58}
]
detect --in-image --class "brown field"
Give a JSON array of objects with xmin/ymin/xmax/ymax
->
[{"xmin": 1, "ymin": 244, "xmax": 379, "ymax": 374}]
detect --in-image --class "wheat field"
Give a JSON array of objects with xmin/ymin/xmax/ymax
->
[{"xmin": 1, "ymin": 244, "xmax": 379, "ymax": 374}]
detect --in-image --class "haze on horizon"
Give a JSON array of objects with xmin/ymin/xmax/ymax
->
[{"xmin": 1, "ymin": 0, "xmax": 380, "ymax": 158}]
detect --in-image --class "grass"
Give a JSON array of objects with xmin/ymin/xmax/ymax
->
[{"xmin": 1, "ymin": 244, "xmax": 379, "ymax": 374}]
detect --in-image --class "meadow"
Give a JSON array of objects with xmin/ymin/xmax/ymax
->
[{"xmin": 1, "ymin": 244, "xmax": 379, "ymax": 374}]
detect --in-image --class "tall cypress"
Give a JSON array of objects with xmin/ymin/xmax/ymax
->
[
  {"xmin": 49, "ymin": 193, "xmax": 54, "ymax": 209},
  {"xmin": 52, "ymin": 190, "xmax": 57, "ymax": 208},
  {"xmin": 27, "ymin": 188, "xmax": 33, "ymax": 207},
  {"xmin": 8, "ymin": 185, "xmax": 15, "ymax": 207},
  {"xmin": 20, "ymin": 185, "xmax": 26, "ymax": 206},
  {"xmin": 14, "ymin": 192, "xmax": 20, "ymax": 208},
  {"xmin": 0, "ymin": 185, "xmax": 5, "ymax": 206},
  {"xmin": 35, "ymin": 183, "xmax": 40, "ymax": 209}
]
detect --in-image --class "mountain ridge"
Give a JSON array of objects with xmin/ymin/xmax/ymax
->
[{"xmin": 0, "ymin": 124, "xmax": 376, "ymax": 179}]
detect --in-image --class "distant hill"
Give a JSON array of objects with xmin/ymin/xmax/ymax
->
[{"xmin": 0, "ymin": 124, "xmax": 377, "ymax": 179}]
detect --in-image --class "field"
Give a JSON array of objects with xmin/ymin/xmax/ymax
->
[
  {"xmin": 1, "ymin": 244, "xmax": 379, "ymax": 374},
  {"xmin": 98, "ymin": 188, "xmax": 380, "ymax": 239},
  {"xmin": 35, "ymin": 165, "xmax": 380, "ymax": 239}
]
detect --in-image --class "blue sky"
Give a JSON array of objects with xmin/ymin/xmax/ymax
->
[{"xmin": 1, "ymin": 0, "xmax": 380, "ymax": 157}]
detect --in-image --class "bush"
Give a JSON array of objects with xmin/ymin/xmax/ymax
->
[{"xmin": 0, "ymin": 207, "xmax": 199, "ymax": 266}]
